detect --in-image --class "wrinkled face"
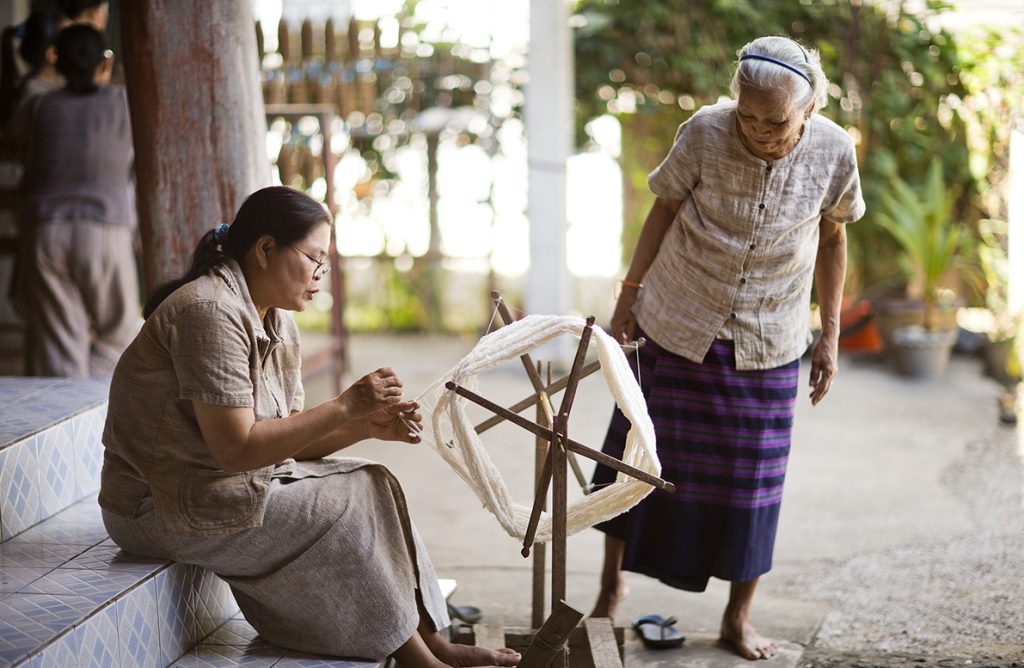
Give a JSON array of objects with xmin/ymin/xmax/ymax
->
[
  {"xmin": 274, "ymin": 222, "xmax": 331, "ymax": 312},
  {"xmin": 735, "ymin": 83, "xmax": 809, "ymax": 161}
]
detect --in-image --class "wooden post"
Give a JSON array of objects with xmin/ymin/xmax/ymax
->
[
  {"xmin": 583, "ymin": 619, "xmax": 623, "ymax": 668},
  {"xmin": 121, "ymin": 0, "xmax": 271, "ymax": 292},
  {"xmin": 519, "ymin": 600, "xmax": 584, "ymax": 668},
  {"xmin": 551, "ymin": 414, "xmax": 568, "ymax": 621},
  {"xmin": 532, "ymin": 361, "xmax": 548, "ymax": 630}
]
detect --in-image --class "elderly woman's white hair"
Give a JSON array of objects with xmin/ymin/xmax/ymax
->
[{"xmin": 729, "ymin": 36, "xmax": 829, "ymax": 114}]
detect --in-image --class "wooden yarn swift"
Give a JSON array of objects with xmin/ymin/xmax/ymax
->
[{"xmin": 447, "ymin": 292, "xmax": 675, "ymax": 668}]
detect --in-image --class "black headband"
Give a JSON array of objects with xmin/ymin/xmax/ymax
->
[{"xmin": 740, "ymin": 54, "xmax": 811, "ymax": 85}]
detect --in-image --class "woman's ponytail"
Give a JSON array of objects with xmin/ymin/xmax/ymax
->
[{"xmin": 142, "ymin": 229, "xmax": 225, "ymax": 318}]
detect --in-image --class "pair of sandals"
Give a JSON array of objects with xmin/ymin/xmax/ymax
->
[
  {"xmin": 449, "ymin": 605, "xmax": 684, "ymax": 652},
  {"xmin": 633, "ymin": 614, "xmax": 685, "ymax": 649}
]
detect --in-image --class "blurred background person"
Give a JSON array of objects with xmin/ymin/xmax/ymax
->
[
  {"xmin": 23, "ymin": 23, "xmax": 138, "ymax": 377},
  {"xmin": 56, "ymin": 0, "xmax": 108, "ymax": 32}
]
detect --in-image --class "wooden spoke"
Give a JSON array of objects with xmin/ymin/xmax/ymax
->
[
  {"xmin": 473, "ymin": 336, "xmax": 645, "ymax": 436},
  {"xmin": 445, "ymin": 381, "xmax": 675, "ymax": 493},
  {"xmin": 520, "ymin": 444, "xmax": 554, "ymax": 556}
]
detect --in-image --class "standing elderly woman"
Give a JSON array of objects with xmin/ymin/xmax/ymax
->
[
  {"xmin": 589, "ymin": 36, "xmax": 865, "ymax": 659},
  {"xmin": 101, "ymin": 186, "xmax": 520, "ymax": 667}
]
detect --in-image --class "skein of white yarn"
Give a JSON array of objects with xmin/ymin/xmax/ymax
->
[{"xmin": 415, "ymin": 314, "xmax": 660, "ymax": 544}]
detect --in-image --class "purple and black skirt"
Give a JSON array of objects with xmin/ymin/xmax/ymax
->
[{"xmin": 592, "ymin": 330, "xmax": 800, "ymax": 592}]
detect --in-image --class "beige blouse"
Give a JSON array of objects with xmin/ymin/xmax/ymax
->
[
  {"xmin": 634, "ymin": 101, "xmax": 866, "ymax": 370},
  {"xmin": 100, "ymin": 259, "xmax": 307, "ymax": 536}
]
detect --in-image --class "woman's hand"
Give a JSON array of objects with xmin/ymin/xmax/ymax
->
[
  {"xmin": 367, "ymin": 400, "xmax": 423, "ymax": 444},
  {"xmin": 611, "ymin": 288, "xmax": 640, "ymax": 344},
  {"xmin": 808, "ymin": 335, "xmax": 839, "ymax": 406},
  {"xmin": 336, "ymin": 367, "xmax": 405, "ymax": 419}
]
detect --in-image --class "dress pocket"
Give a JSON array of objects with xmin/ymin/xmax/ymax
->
[{"xmin": 178, "ymin": 469, "xmax": 259, "ymax": 531}]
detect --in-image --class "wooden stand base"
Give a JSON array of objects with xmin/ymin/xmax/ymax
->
[{"xmin": 451, "ymin": 617, "xmax": 625, "ymax": 668}]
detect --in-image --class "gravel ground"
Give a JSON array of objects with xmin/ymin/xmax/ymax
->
[{"xmin": 777, "ymin": 426, "xmax": 1024, "ymax": 663}]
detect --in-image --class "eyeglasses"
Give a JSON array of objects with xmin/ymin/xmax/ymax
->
[{"xmin": 290, "ymin": 246, "xmax": 330, "ymax": 277}]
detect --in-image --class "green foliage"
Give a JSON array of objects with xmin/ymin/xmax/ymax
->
[
  {"xmin": 572, "ymin": 0, "xmax": 1002, "ymax": 294},
  {"xmin": 976, "ymin": 218, "xmax": 1020, "ymax": 342},
  {"xmin": 874, "ymin": 158, "xmax": 961, "ymax": 328}
]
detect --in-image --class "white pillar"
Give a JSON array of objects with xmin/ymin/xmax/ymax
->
[
  {"xmin": 526, "ymin": 0, "xmax": 572, "ymax": 362},
  {"xmin": 526, "ymin": 1, "xmax": 572, "ymax": 316}
]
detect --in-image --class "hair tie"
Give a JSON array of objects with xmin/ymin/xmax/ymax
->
[
  {"xmin": 213, "ymin": 223, "xmax": 229, "ymax": 243},
  {"xmin": 740, "ymin": 54, "xmax": 811, "ymax": 85}
]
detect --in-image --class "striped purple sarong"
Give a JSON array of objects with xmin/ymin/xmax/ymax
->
[{"xmin": 592, "ymin": 332, "xmax": 799, "ymax": 591}]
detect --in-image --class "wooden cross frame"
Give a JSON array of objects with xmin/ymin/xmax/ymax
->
[{"xmin": 444, "ymin": 292, "xmax": 675, "ymax": 667}]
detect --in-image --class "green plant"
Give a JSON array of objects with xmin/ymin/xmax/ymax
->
[
  {"xmin": 874, "ymin": 158, "xmax": 963, "ymax": 330},
  {"xmin": 977, "ymin": 218, "xmax": 1021, "ymax": 342}
]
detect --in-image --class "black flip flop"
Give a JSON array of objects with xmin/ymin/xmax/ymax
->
[
  {"xmin": 633, "ymin": 614, "xmax": 685, "ymax": 649},
  {"xmin": 448, "ymin": 602, "xmax": 483, "ymax": 624}
]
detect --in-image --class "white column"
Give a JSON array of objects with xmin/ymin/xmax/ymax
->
[
  {"xmin": 526, "ymin": 0, "xmax": 572, "ymax": 314},
  {"xmin": 525, "ymin": 0, "xmax": 572, "ymax": 362}
]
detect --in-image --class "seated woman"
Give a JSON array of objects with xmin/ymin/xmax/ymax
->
[{"xmin": 100, "ymin": 186, "xmax": 519, "ymax": 667}]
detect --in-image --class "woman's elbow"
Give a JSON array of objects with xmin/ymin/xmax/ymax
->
[{"xmin": 207, "ymin": 441, "xmax": 256, "ymax": 473}]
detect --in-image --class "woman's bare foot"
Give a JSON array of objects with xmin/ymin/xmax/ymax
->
[
  {"xmin": 434, "ymin": 641, "xmax": 520, "ymax": 667},
  {"xmin": 590, "ymin": 577, "xmax": 629, "ymax": 619},
  {"xmin": 719, "ymin": 612, "xmax": 778, "ymax": 660},
  {"xmin": 591, "ymin": 535, "xmax": 628, "ymax": 619}
]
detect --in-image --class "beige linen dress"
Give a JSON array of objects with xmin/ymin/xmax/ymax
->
[{"xmin": 99, "ymin": 259, "xmax": 448, "ymax": 660}]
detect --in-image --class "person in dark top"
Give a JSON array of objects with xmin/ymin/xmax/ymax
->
[
  {"xmin": 24, "ymin": 23, "xmax": 139, "ymax": 377},
  {"xmin": 0, "ymin": 9, "xmax": 66, "ymax": 127},
  {"xmin": 55, "ymin": 0, "xmax": 109, "ymax": 31}
]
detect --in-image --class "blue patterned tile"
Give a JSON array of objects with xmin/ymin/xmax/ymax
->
[
  {"xmin": 50, "ymin": 496, "xmax": 102, "ymax": 525},
  {"xmin": 64, "ymin": 544, "xmax": 167, "ymax": 575},
  {"xmin": 116, "ymin": 578, "xmax": 161, "ymax": 668},
  {"xmin": 0, "ymin": 380, "xmax": 108, "ymax": 449},
  {"xmin": 156, "ymin": 565, "xmax": 196, "ymax": 665},
  {"xmin": 0, "ymin": 405, "xmax": 47, "ymax": 449},
  {"xmin": 34, "ymin": 423, "xmax": 77, "ymax": 519},
  {"xmin": 25, "ymin": 627, "xmax": 79, "ymax": 668},
  {"xmin": 0, "ymin": 542, "xmax": 84, "ymax": 569},
  {"xmin": 171, "ymin": 643, "xmax": 283, "ymax": 667},
  {"xmin": 20, "ymin": 568, "xmax": 140, "ymax": 604},
  {"xmin": 203, "ymin": 618, "xmax": 260, "ymax": 645},
  {"xmin": 75, "ymin": 601, "xmax": 119, "ymax": 668},
  {"xmin": 191, "ymin": 569, "xmax": 238, "ymax": 640},
  {"xmin": 6, "ymin": 515, "xmax": 109, "ymax": 547},
  {"xmin": 72, "ymin": 408, "xmax": 105, "ymax": 498},
  {"xmin": 0, "ymin": 567, "xmax": 50, "ymax": 593},
  {"xmin": 275, "ymin": 652, "xmax": 382, "ymax": 667},
  {"xmin": 0, "ymin": 593, "xmax": 95, "ymax": 664},
  {"xmin": 280, "ymin": 651, "xmax": 384, "ymax": 667},
  {"xmin": 0, "ymin": 436, "xmax": 41, "ymax": 540}
]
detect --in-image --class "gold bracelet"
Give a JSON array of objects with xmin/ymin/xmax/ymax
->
[{"xmin": 620, "ymin": 279, "xmax": 644, "ymax": 289}]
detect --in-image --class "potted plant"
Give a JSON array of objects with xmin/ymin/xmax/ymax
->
[
  {"xmin": 875, "ymin": 158, "xmax": 963, "ymax": 379},
  {"xmin": 976, "ymin": 218, "xmax": 1021, "ymax": 385}
]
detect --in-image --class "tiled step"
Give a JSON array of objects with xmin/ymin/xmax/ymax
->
[
  {"xmin": 0, "ymin": 379, "xmax": 385, "ymax": 667},
  {"xmin": 0, "ymin": 378, "xmax": 109, "ymax": 539},
  {"xmin": 0, "ymin": 498, "xmax": 239, "ymax": 667}
]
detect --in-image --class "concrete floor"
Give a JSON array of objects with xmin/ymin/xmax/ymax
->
[{"xmin": 305, "ymin": 331, "xmax": 1024, "ymax": 666}]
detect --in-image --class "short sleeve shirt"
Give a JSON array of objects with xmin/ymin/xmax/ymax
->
[
  {"xmin": 99, "ymin": 259, "xmax": 306, "ymax": 535},
  {"xmin": 634, "ymin": 101, "xmax": 866, "ymax": 370}
]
